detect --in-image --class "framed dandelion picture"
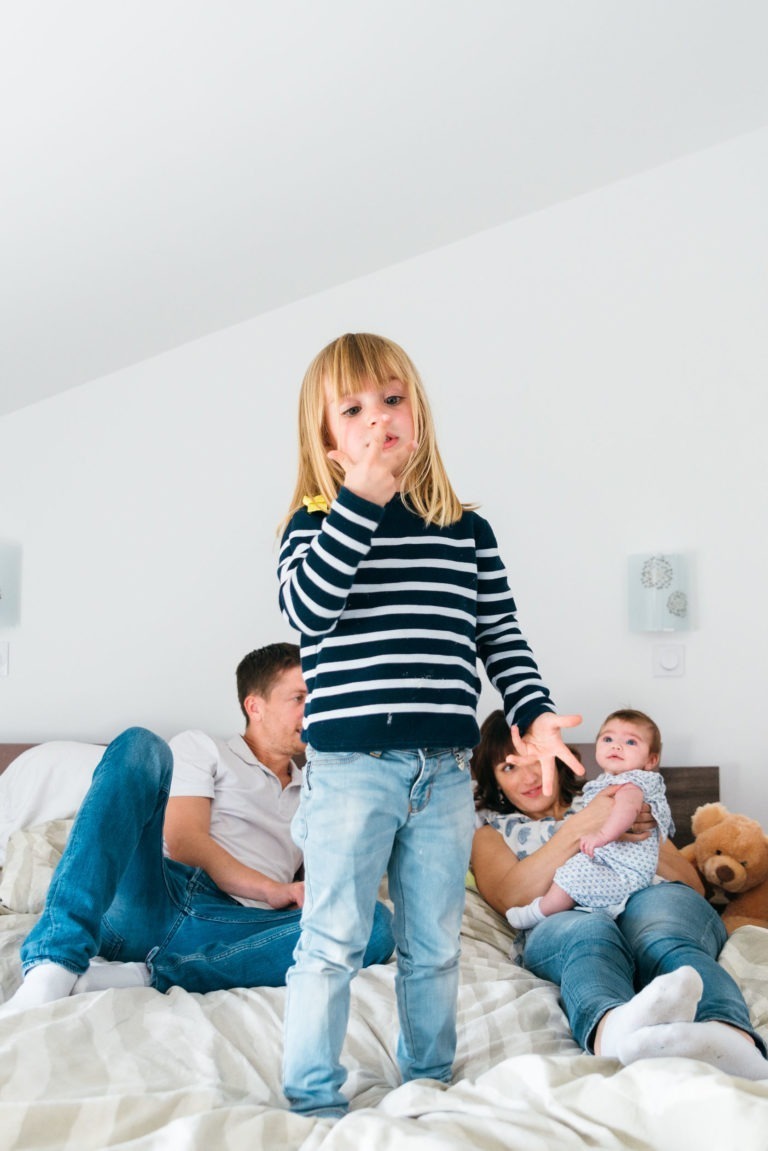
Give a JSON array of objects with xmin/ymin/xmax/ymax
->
[{"xmin": 628, "ymin": 553, "xmax": 689, "ymax": 632}]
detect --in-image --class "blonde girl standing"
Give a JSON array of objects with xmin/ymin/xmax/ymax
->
[{"xmin": 278, "ymin": 332, "xmax": 582, "ymax": 1117}]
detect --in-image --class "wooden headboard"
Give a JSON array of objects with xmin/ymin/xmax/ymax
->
[
  {"xmin": 0, "ymin": 742, "xmax": 719, "ymax": 849},
  {"xmin": 570, "ymin": 742, "xmax": 719, "ymax": 849}
]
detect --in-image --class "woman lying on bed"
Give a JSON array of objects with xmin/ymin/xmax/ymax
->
[{"xmin": 470, "ymin": 710, "xmax": 768, "ymax": 1080}]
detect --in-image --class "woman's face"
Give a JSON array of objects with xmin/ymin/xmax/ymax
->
[{"xmin": 493, "ymin": 756, "xmax": 564, "ymax": 820}]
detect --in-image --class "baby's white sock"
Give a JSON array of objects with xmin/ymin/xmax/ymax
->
[
  {"xmin": 599, "ymin": 966, "xmax": 703, "ymax": 1057},
  {"xmin": 618, "ymin": 1021, "xmax": 768, "ymax": 1081},
  {"xmin": 505, "ymin": 897, "xmax": 546, "ymax": 931},
  {"xmin": 73, "ymin": 958, "xmax": 151, "ymax": 993},
  {"xmin": 0, "ymin": 962, "xmax": 78, "ymax": 1016}
]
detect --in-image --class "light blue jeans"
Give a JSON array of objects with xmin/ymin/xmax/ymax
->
[
  {"xmin": 522, "ymin": 881, "xmax": 766, "ymax": 1054},
  {"xmin": 21, "ymin": 727, "xmax": 394, "ymax": 992},
  {"xmin": 282, "ymin": 746, "xmax": 475, "ymax": 1116}
]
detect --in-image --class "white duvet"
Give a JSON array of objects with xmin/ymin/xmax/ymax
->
[{"xmin": 0, "ymin": 821, "xmax": 766, "ymax": 1150}]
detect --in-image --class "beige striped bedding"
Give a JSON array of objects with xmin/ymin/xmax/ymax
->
[{"xmin": 0, "ymin": 821, "xmax": 766, "ymax": 1150}]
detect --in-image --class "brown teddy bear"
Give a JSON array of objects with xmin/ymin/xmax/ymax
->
[{"xmin": 680, "ymin": 802, "xmax": 768, "ymax": 934}]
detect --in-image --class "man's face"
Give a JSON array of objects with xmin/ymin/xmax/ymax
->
[{"xmin": 250, "ymin": 665, "xmax": 307, "ymax": 759}]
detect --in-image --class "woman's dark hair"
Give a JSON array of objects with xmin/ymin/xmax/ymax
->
[{"xmin": 472, "ymin": 709, "xmax": 584, "ymax": 814}]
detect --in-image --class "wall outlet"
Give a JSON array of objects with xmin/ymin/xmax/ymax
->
[{"xmin": 652, "ymin": 643, "xmax": 684, "ymax": 677}]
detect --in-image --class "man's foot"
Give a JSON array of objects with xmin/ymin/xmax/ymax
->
[
  {"xmin": 0, "ymin": 962, "xmax": 77, "ymax": 1016},
  {"xmin": 73, "ymin": 958, "xmax": 151, "ymax": 993}
]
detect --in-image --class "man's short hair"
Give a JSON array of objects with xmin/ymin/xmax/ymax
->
[{"xmin": 236, "ymin": 643, "xmax": 301, "ymax": 721}]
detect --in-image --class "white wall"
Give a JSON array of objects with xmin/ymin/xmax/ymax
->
[{"xmin": 2, "ymin": 127, "xmax": 767, "ymax": 826}]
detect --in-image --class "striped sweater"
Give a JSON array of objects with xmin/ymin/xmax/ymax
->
[{"xmin": 278, "ymin": 486, "xmax": 555, "ymax": 752}]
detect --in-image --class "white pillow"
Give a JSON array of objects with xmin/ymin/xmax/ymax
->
[{"xmin": 0, "ymin": 742, "xmax": 104, "ymax": 865}]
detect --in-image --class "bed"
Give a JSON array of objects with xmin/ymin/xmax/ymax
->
[{"xmin": 0, "ymin": 741, "xmax": 766, "ymax": 1150}]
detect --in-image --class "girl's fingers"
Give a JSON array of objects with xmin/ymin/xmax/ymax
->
[{"xmin": 327, "ymin": 449, "xmax": 350, "ymax": 471}]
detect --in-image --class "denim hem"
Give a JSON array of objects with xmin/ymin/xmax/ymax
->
[{"xmin": 21, "ymin": 957, "xmax": 86, "ymax": 978}]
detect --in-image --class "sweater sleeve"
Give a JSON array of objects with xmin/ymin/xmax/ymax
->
[
  {"xmin": 277, "ymin": 486, "xmax": 387, "ymax": 637},
  {"xmin": 474, "ymin": 515, "xmax": 556, "ymax": 733}
]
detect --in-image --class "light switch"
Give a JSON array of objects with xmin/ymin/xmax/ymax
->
[
  {"xmin": 0, "ymin": 641, "xmax": 8, "ymax": 677},
  {"xmin": 652, "ymin": 643, "xmax": 684, "ymax": 677}
]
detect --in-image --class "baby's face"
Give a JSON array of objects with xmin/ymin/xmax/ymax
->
[{"xmin": 595, "ymin": 721, "xmax": 658, "ymax": 775}]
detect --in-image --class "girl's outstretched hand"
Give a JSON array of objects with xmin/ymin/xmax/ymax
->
[{"xmin": 509, "ymin": 714, "xmax": 584, "ymax": 797}]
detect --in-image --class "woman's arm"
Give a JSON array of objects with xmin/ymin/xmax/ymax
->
[
  {"xmin": 655, "ymin": 837, "xmax": 705, "ymax": 895},
  {"xmin": 471, "ymin": 791, "xmax": 621, "ymax": 914}
]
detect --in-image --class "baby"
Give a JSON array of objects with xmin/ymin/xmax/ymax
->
[{"xmin": 506, "ymin": 708, "xmax": 672, "ymax": 929}]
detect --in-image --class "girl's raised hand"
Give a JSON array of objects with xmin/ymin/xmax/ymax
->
[{"xmin": 328, "ymin": 429, "xmax": 417, "ymax": 507}]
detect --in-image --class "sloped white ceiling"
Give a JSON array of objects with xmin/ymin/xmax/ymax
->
[{"xmin": 3, "ymin": 0, "xmax": 768, "ymax": 416}]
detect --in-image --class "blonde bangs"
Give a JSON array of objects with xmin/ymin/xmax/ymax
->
[{"xmin": 322, "ymin": 333, "xmax": 417, "ymax": 402}]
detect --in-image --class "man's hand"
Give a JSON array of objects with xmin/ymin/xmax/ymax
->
[
  {"xmin": 263, "ymin": 879, "xmax": 304, "ymax": 910},
  {"xmin": 509, "ymin": 713, "xmax": 584, "ymax": 797}
]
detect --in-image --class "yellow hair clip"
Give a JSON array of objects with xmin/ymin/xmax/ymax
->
[{"xmin": 303, "ymin": 494, "xmax": 329, "ymax": 515}]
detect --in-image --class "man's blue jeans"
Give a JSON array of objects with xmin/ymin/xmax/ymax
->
[
  {"xmin": 21, "ymin": 728, "xmax": 395, "ymax": 992},
  {"xmin": 522, "ymin": 881, "xmax": 765, "ymax": 1053},
  {"xmin": 282, "ymin": 746, "xmax": 475, "ymax": 1116}
]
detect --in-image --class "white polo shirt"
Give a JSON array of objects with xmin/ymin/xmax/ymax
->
[{"xmin": 167, "ymin": 729, "xmax": 303, "ymax": 908}]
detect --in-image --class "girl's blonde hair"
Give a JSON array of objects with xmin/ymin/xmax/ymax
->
[{"xmin": 284, "ymin": 333, "xmax": 466, "ymax": 527}]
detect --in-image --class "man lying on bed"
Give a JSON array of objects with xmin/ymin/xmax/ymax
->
[{"xmin": 2, "ymin": 642, "xmax": 395, "ymax": 1014}]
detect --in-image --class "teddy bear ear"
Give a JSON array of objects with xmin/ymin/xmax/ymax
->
[{"xmin": 691, "ymin": 802, "xmax": 729, "ymax": 834}]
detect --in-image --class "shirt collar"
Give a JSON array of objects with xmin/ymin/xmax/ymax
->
[{"xmin": 228, "ymin": 735, "xmax": 302, "ymax": 785}]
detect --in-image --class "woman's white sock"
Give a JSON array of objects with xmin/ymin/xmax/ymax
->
[
  {"xmin": 618, "ymin": 1021, "xmax": 768, "ymax": 1080},
  {"xmin": 599, "ymin": 966, "xmax": 703, "ymax": 1057}
]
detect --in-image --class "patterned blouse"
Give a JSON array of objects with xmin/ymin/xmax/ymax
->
[{"xmin": 474, "ymin": 793, "xmax": 586, "ymax": 859}]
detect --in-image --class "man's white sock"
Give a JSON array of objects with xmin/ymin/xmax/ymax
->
[
  {"xmin": 73, "ymin": 958, "xmax": 151, "ymax": 993},
  {"xmin": 0, "ymin": 962, "xmax": 78, "ymax": 1016}
]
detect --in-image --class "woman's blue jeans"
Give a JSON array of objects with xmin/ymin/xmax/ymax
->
[
  {"xmin": 21, "ymin": 727, "xmax": 394, "ymax": 992},
  {"xmin": 522, "ymin": 881, "xmax": 765, "ymax": 1053},
  {"xmin": 282, "ymin": 746, "xmax": 475, "ymax": 1116}
]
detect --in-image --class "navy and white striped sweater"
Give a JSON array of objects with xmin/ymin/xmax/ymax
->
[{"xmin": 278, "ymin": 486, "xmax": 555, "ymax": 752}]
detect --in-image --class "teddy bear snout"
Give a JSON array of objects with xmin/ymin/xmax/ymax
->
[{"xmin": 714, "ymin": 862, "xmax": 737, "ymax": 885}]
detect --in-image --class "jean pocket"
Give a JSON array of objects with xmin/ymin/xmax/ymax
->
[{"xmin": 454, "ymin": 747, "xmax": 473, "ymax": 771}]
